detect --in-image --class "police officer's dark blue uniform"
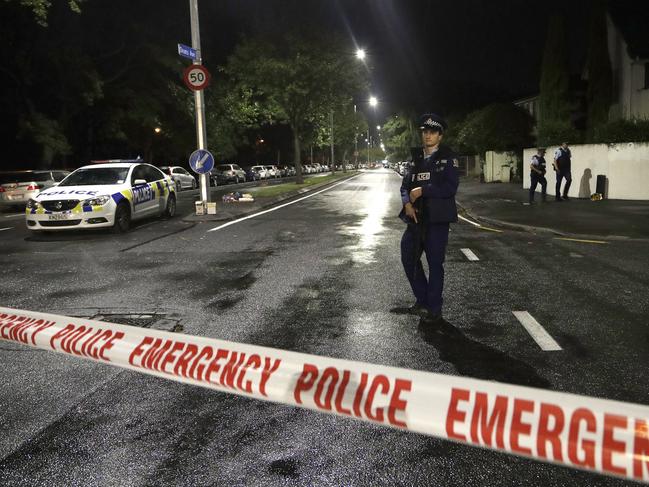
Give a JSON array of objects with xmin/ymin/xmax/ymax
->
[
  {"xmin": 399, "ymin": 114, "xmax": 459, "ymax": 323},
  {"xmin": 554, "ymin": 142, "xmax": 572, "ymax": 201}
]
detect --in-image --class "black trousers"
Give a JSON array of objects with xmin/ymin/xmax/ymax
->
[
  {"xmin": 556, "ymin": 170, "xmax": 572, "ymax": 198},
  {"xmin": 529, "ymin": 173, "xmax": 547, "ymax": 202}
]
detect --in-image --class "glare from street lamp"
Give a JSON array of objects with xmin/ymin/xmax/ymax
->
[
  {"xmin": 154, "ymin": 127, "xmax": 161, "ymax": 134},
  {"xmin": 376, "ymin": 125, "xmax": 381, "ymax": 130},
  {"xmin": 356, "ymin": 48, "xmax": 366, "ymax": 60},
  {"xmin": 369, "ymin": 96, "xmax": 378, "ymax": 107}
]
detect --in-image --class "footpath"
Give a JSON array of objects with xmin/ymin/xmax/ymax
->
[{"xmin": 457, "ymin": 178, "xmax": 649, "ymax": 240}]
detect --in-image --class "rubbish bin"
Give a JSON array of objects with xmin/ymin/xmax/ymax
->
[{"xmin": 596, "ymin": 175, "xmax": 607, "ymax": 198}]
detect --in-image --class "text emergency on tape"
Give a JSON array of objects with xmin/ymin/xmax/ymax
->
[{"xmin": 1, "ymin": 307, "xmax": 648, "ymax": 484}]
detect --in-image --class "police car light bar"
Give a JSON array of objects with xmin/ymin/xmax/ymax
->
[{"xmin": 90, "ymin": 158, "xmax": 143, "ymax": 164}]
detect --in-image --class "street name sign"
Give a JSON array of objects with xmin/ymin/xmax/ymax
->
[{"xmin": 177, "ymin": 43, "xmax": 197, "ymax": 61}]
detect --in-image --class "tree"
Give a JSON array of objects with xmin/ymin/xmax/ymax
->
[
  {"xmin": 223, "ymin": 31, "xmax": 368, "ymax": 183},
  {"xmin": 8, "ymin": 0, "xmax": 83, "ymax": 26},
  {"xmin": 537, "ymin": 14, "xmax": 579, "ymax": 145},
  {"xmin": 311, "ymin": 102, "xmax": 368, "ymax": 171},
  {"xmin": 382, "ymin": 113, "xmax": 418, "ymax": 163},
  {"xmin": 584, "ymin": 0, "xmax": 612, "ymax": 139},
  {"xmin": 457, "ymin": 103, "xmax": 534, "ymax": 155}
]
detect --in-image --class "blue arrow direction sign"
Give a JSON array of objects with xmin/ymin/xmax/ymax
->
[
  {"xmin": 189, "ymin": 149, "xmax": 214, "ymax": 175},
  {"xmin": 177, "ymin": 43, "xmax": 197, "ymax": 61}
]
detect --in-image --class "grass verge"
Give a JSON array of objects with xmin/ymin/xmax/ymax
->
[{"xmin": 250, "ymin": 171, "xmax": 359, "ymax": 198}]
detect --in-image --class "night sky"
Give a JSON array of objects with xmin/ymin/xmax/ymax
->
[
  {"xmin": 198, "ymin": 0, "xmax": 596, "ymax": 118},
  {"xmin": 2, "ymin": 0, "xmax": 648, "ymax": 167}
]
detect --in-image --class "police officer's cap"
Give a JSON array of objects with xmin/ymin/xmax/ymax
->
[{"xmin": 419, "ymin": 113, "xmax": 447, "ymax": 133}]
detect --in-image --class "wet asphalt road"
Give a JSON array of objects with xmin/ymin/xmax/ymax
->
[{"xmin": 0, "ymin": 169, "xmax": 648, "ymax": 486}]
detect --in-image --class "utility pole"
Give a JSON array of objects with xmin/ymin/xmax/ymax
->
[
  {"xmin": 189, "ymin": 0, "xmax": 210, "ymax": 202},
  {"xmin": 367, "ymin": 128, "xmax": 370, "ymax": 166},
  {"xmin": 330, "ymin": 109, "xmax": 335, "ymax": 173}
]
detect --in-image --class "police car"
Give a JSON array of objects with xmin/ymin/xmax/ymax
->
[{"xmin": 25, "ymin": 161, "xmax": 176, "ymax": 232}]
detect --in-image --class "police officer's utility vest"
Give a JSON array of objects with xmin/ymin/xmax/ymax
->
[
  {"xmin": 531, "ymin": 155, "xmax": 546, "ymax": 175},
  {"xmin": 557, "ymin": 148, "xmax": 571, "ymax": 171},
  {"xmin": 407, "ymin": 146, "xmax": 458, "ymax": 224}
]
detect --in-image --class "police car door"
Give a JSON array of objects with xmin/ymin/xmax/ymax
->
[
  {"xmin": 130, "ymin": 165, "xmax": 157, "ymax": 217},
  {"xmin": 145, "ymin": 165, "xmax": 168, "ymax": 214}
]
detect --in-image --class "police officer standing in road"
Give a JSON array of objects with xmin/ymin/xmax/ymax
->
[
  {"xmin": 399, "ymin": 114, "xmax": 459, "ymax": 324},
  {"xmin": 529, "ymin": 148, "xmax": 547, "ymax": 204},
  {"xmin": 553, "ymin": 142, "xmax": 572, "ymax": 201}
]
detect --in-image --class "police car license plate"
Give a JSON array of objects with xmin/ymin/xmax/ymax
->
[{"xmin": 48, "ymin": 213, "xmax": 70, "ymax": 221}]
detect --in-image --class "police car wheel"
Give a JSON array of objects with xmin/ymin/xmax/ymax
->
[
  {"xmin": 163, "ymin": 195, "xmax": 176, "ymax": 218},
  {"xmin": 112, "ymin": 203, "xmax": 131, "ymax": 233}
]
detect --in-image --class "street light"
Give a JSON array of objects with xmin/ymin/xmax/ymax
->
[
  {"xmin": 369, "ymin": 96, "xmax": 378, "ymax": 107},
  {"xmin": 154, "ymin": 127, "xmax": 161, "ymax": 134},
  {"xmin": 356, "ymin": 48, "xmax": 366, "ymax": 60}
]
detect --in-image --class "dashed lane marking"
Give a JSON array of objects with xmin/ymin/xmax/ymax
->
[
  {"xmin": 207, "ymin": 174, "xmax": 362, "ymax": 232},
  {"xmin": 0, "ymin": 227, "xmax": 12, "ymax": 232},
  {"xmin": 554, "ymin": 237, "xmax": 608, "ymax": 245},
  {"xmin": 460, "ymin": 248, "xmax": 479, "ymax": 261},
  {"xmin": 4, "ymin": 214, "xmax": 23, "ymax": 219},
  {"xmin": 512, "ymin": 311, "xmax": 562, "ymax": 351}
]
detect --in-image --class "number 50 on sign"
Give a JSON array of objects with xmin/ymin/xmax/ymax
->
[{"xmin": 183, "ymin": 64, "xmax": 211, "ymax": 91}]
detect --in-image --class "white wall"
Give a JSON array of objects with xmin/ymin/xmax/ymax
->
[
  {"xmin": 523, "ymin": 143, "xmax": 649, "ymax": 200},
  {"xmin": 484, "ymin": 151, "xmax": 515, "ymax": 182}
]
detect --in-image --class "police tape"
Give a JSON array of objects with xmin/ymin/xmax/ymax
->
[{"xmin": 1, "ymin": 306, "xmax": 648, "ymax": 483}]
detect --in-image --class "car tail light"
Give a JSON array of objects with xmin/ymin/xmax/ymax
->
[
  {"xmin": 26, "ymin": 184, "xmax": 39, "ymax": 190},
  {"xmin": 0, "ymin": 187, "xmax": 5, "ymax": 193}
]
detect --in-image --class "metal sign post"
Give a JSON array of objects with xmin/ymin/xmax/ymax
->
[{"xmin": 189, "ymin": 0, "xmax": 210, "ymax": 203}]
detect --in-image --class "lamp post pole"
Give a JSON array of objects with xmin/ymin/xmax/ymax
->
[
  {"xmin": 189, "ymin": 0, "xmax": 210, "ymax": 202},
  {"xmin": 367, "ymin": 128, "xmax": 370, "ymax": 166},
  {"xmin": 330, "ymin": 109, "xmax": 335, "ymax": 173}
]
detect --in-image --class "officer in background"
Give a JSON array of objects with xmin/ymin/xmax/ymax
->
[
  {"xmin": 529, "ymin": 148, "xmax": 547, "ymax": 204},
  {"xmin": 399, "ymin": 113, "xmax": 459, "ymax": 324},
  {"xmin": 553, "ymin": 142, "xmax": 572, "ymax": 201}
]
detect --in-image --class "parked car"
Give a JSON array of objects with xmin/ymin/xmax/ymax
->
[
  {"xmin": 0, "ymin": 170, "xmax": 70, "ymax": 209},
  {"xmin": 250, "ymin": 165, "xmax": 270, "ymax": 180},
  {"xmin": 264, "ymin": 165, "xmax": 280, "ymax": 178},
  {"xmin": 282, "ymin": 165, "xmax": 296, "ymax": 177},
  {"xmin": 25, "ymin": 161, "xmax": 176, "ymax": 232},
  {"xmin": 214, "ymin": 164, "xmax": 246, "ymax": 184},
  {"xmin": 303, "ymin": 164, "xmax": 315, "ymax": 174},
  {"xmin": 159, "ymin": 166, "xmax": 197, "ymax": 191}
]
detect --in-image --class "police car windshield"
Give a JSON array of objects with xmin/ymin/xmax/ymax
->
[{"xmin": 59, "ymin": 167, "xmax": 129, "ymax": 186}]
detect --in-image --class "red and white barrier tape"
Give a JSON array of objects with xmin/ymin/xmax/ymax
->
[{"xmin": 1, "ymin": 307, "xmax": 648, "ymax": 483}]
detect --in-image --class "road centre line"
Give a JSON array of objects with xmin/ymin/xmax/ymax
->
[
  {"xmin": 4, "ymin": 214, "xmax": 24, "ymax": 219},
  {"xmin": 0, "ymin": 227, "xmax": 13, "ymax": 232},
  {"xmin": 512, "ymin": 311, "xmax": 562, "ymax": 351},
  {"xmin": 207, "ymin": 174, "xmax": 362, "ymax": 232},
  {"xmin": 554, "ymin": 237, "xmax": 608, "ymax": 245},
  {"xmin": 460, "ymin": 248, "xmax": 479, "ymax": 261}
]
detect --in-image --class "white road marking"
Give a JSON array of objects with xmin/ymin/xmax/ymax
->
[
  {"xmin": 0, "ymin": 227, "xmax": 12, "ymax": 232},
  {"xmin": 460, "ymin": 248, "xmax": 479, "ymax": 261},
  {"xmin": 512, "ymin": 311, "xmax": 562, "ymax": 351},
  {"xmin": 4, "ymin": 214, "xmax": 24, "ymax": 219},
  {"xmin": 458, "ymin": 214, "xmax": 481, "ymax": 227},
  {"xmin": 207, "ymin": 174, "xmax": 362, "ymax": 232},
  {"xmin": 458, "ymin": 214, "xmax": 503, "ymax": 233}
]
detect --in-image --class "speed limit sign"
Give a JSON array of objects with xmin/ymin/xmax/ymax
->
[{"xmin": 183, "ymin": 64, "xmax": 211, "ymax": 91}]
